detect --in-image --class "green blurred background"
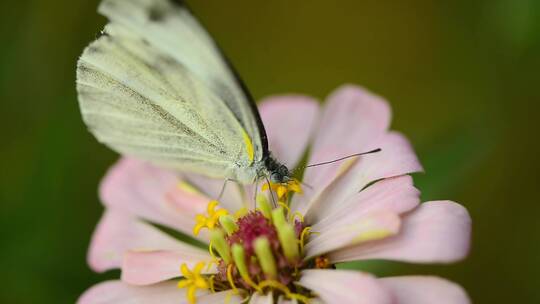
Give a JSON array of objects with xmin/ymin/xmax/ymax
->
[{"xmin": 1, "ymin": 0, "xmax": 539, "ymax": 302}]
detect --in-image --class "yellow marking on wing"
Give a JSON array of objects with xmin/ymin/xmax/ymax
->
[{"xmin": 242, "ymin": 129, "xmax": 254, "ymax": 164}]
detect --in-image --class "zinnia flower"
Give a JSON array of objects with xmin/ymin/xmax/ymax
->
[{"xmin": 78, "ymin": 85, "xmax": 471, "ymax": 304}]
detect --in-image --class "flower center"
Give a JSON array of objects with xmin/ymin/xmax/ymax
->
[{"xmin": 178, "ymin": 182, "xmax": 327, "ymax": 304}]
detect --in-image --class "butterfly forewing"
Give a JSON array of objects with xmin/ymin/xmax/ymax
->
[
  {"xmin": 100, "ymin": 0, "xmax": 264, "ymax": 157},
  {"xmin": 77, "ymin": 0, "xmax": 268, "ymax": 181}
]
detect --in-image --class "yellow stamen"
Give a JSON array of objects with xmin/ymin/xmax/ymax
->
[
  {"xmin": 299, "ymin": 226, "xmax": 312, "ymax": 254},
  {"xmin": 290, "ymin": 211, "xmax": 305, "ymax": 223},
  {"xmin": 177, "ymin": 262, "xmax": 210, "ymax": 304},
  {"xmin": 261, "ymin": 178, "xmax": 303, "ymax": 200},
  {"xmin": 226, "ymin": 264, "xmax": 239, "ymax": 294},
  {"xmin": 193, "ymin": 200, "xmax": 228, "ymax": 235},
  {"xmin": 278, "ymin": 201, "xmax": 291, "ymax": 216}
]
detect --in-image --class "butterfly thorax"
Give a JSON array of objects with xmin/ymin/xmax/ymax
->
[{"xmin": 231, "ymin": 155, "xmax": 290, "ymax": 186}]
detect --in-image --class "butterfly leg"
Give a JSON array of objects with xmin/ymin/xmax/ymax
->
[
  {"xmin": 253, "ymin": 178, "xmax": 259, "ymax": 204},
  {"xmin": 217, "ymin": 178, "xmax": 238, "ymax": 202}
]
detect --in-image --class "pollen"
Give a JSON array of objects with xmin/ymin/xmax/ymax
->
[{"xmin": 315, "ymin": 256, "xmax": 330, "ymax": 269}]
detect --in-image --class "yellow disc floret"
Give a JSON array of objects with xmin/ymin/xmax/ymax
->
[
  {"xmin": 186, "ymin": 194, "xmax": 317, "ymax": 303},
  {"xmin": 177, "ymin": 262, "xmax": 210, "ymax": 304},
  {"xmin": 193, "ymin": 200, "xmax": 228, "ymax": 235},
  {"xmin": 261, "ymin": 178, "xmax": 303, "ymax": 200}
]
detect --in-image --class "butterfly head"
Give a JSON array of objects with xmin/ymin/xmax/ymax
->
[
  {"xmin": 264, "ymin": 156, "xmax": 291, "ymax": 183},
  {"xmin": 270, "ymin": 164, "xmax": 291, "ymax": 183}
]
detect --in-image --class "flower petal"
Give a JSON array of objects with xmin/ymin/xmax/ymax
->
[
  {"xmin": 294, "ymin": 131, "xmax": 422, "ymax": 216},
  {"xmin": 259, "ymin": 95, "xmax": 319, "ymax": 169},
  {"xmin": 197, "ymin": 291, "xmax": 244, "ymax": 304},
  {"xmin": 77, "ymin": 280, "xmax": 182, "ymax": 304},
  {"xmin": 277, "ymin": 298, "xmax": 324, "ymax": 304},
  {"xmin": 298, "ymin": 269, "xmax": 392, "ymax": 304},
  {"xmin": 88, "ymin": 209, "xmax": 202, "ymax": 272},
  {"xmin": 249, "ymin": 292, "xmax": 273, "ymax": 304},
  {"xmin": 328, "ymin": 201, "xmax": 471, "ymax": 264},
  {"xmin": 310, "ymin": 175, "xmax": 419, "ymax": 231},
  {"xmin": 277, "ymin": 296, "xmax": 324, "ymax": 304},
  {"xmin": 100, "ymin": 158, "xmax": 210, "ymax": 239},
  {"xmin": 305, "ymin": 213, "xmax": 401, "ymax": 259},
  {"xmin": 380, "ymin": 276, "xmax": 470, "ymax": 304},
  {"xmin": 121, "ymin": 250, "xmax": 215, "ymax": 285},
  {"xmin": 181, "ymin": 173, "xmax": 246, "ymax": 212},
  {"xmin": 77, "ymin": 280, "xmax": 241, "ymax": 304},
  {"xmin": 300, "ymin": 85, "xmax": 391, "ymax": 199}
]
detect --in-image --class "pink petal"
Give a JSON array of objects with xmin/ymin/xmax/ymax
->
[
  {"xmin": 88, "ymin": 209, "xmax": 202, "ymax": 272},
  {"xmin": 276, "ymin": 297, "xmax": 292, "ymax": 304},
  {"xmin": 249, "ymin": 292, "xmax": 273, "ymax": 304},
  {"xmin": 76, "ymin": 280, "xmax": 184, "ymax": 304},
  {"xmin": 301, "ymin": 85, "xmax": 391, "ymax": 200},
  {"xmin": 100, "ymin": 158, "xmax": 210, "ymax": 239},
  {"xmin": 278, "ymin": 298, "xmax": 324, "ymax": 304},
  {"xmin": 380, "ymin": 276, "xmax": 470, "ymax": 304},
  {"xmin": 295, "ymin": 132, "xmax": 422, "ymax": 216},
  {"xmin": 77, "ymin": 280, "xmax": 242, "ymax": 304},
  {"xmin": 310, "ymin": 175, "xmax": 420, "ymax": 231},
  {"xmin": 305, "ymin": 213, "xmax": 401, "ymax": 259},
  {"xmin": 259, "ymin": 95, "xmax": 319, "ymax": 169},
  {"xmin": 298, "ymin": 269, "xmax": 392, "ymax": 304},
  {"xmin": 197, "ymin": 292, "xmax": 245, "ymax": 304},
  {"xmin": 328, "ymin": 201, "xmax": 471, "ymax": 264},
  {"xmin": 121, "ymin": 250, "xmax": 215, "ymax": 285},
  {"xmin": 277, "ymin": 297, "xmax": 324, "ymax": 304},
  {"xmin": 182, "ymin": 173, "xmax": 246, "ymax": 212}
]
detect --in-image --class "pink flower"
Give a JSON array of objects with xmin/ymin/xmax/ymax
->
[{"xmin": 78, "ymin": 85, "xmax": 471, "ymax": 304}]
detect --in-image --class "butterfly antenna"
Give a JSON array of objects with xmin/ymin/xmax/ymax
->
[
  {"xmin": 300, "ymin": 181, "xmax": 313, "ymax": 189},
  {"xmin": 305, "ymin": 148, "xmax": 382, "ymax": 168}
]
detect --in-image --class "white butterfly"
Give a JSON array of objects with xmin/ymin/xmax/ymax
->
[{"xmin": 76, "ymin": 0, "xmax": 292, "ymax": 185}]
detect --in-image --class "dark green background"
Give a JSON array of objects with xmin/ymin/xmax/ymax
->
[{"xmin": 1, "ymin": 0, "xmax": 539, "ymax": 302}]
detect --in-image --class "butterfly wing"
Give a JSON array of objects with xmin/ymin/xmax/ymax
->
[{"xmin": 77, "ymin": 0, "xmax": 266, "ymax": 181}]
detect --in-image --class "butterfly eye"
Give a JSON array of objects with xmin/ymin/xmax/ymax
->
[
  {"xmin": 270, "ymin": 172, "xmax": 283, "ymax": 183},
  {"xmin": 278, "ymin": 165, "xmax": 289, "ymax": 176}
]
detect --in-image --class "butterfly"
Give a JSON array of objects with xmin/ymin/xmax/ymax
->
[{"xmin": 76, "ymin": 0, "xmax": 294, "ymax": 187}]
